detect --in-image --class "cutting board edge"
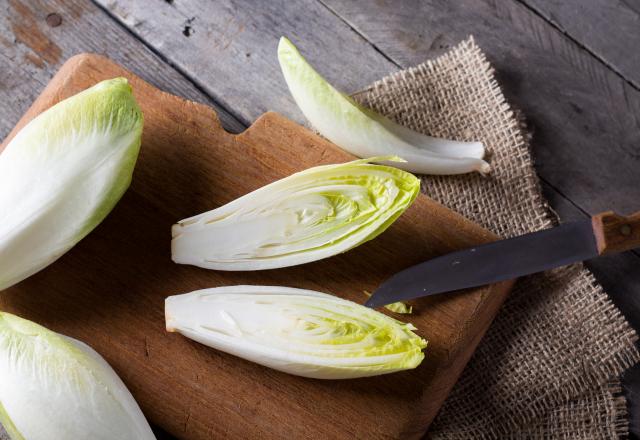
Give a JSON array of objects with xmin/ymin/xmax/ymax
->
[{"xmin": 403, "ymin": 278, "xmax": 515, "ymax": 438}]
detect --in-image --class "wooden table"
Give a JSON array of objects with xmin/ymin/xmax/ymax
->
[{"xmin": 0, "ymin": 1, "xmax": 638, "ymax": 438}]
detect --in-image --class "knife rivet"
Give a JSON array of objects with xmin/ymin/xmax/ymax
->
[{"xmin": 620, "ymin": 224, "xmax": 632, "ymax": 236}]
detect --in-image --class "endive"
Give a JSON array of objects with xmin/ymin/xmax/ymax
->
[
  {"xmin": 0, "ymin": 78, "xmax": 143, "ymax": 291},
  {"xmin": 364, "ymin": 291, "xmax": 412, "ymax": 314},
  {"xmin": 172, "ymin": 156, "xmax": 420, "ymax": 271},
  {"xmin": 384, "ymin": 301, "xmax": 412, "ymax": 314},
  {"xmin": 278, "ymin": 36, "xmax": 490, "ymax": 175},
  {"xmin": 0, "ymin": 312, "xmax": 156, "ymax": 440},
  {"xmin": 165, "ymin": 286, "xmax": 427, "ymax": 379}
]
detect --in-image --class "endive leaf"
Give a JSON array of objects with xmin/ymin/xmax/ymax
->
[
  {"xmin": 166, "ymin": 286, "xmax": 427, "ymax": 379},
  {"xmin": 364, "ymin": 290, "xmax": 413, "ymax": 314},
  {"xmin": 172, "ymin": 157, "xmax": 420, "ymax": 270},
  {"xmin": 383, "ymin": 301, "xmax": 413, "ymax": 314},
  {"xmin": 0, "ymin": 312, "xmax": 155, "ymax": 440},
  {"xmin": 278, "ymin": 36, "xmax": 490, "ymax": 175},
  {"xmin": 0, "ymin": 78, "xmax": 143, "ymax": 291}
]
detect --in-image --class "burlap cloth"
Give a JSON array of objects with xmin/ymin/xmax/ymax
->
[{"xmin": 355, "ymin": 37, "xmax": 640, "ymax": 439}]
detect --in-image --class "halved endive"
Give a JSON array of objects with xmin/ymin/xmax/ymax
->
[
  {"xmin": 0, "ymin": 78, "xmax": 143, "ymax": 291},
  {"xmin": 171, "ymin": 157, "xmax": 420, "ymax": 271},
  {"xmin": 0, "ymin": 312, "xmax": 156, "ymax": 440},
  {"xmin": 278, "ymin": 36, "xmax": 489, "ymax": 175},
  {"xmin": 165, "ymin": 286, "xmax": 427, "ymax": 379}
]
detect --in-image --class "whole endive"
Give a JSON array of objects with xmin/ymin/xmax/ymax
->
[
  {"xmin": 0, "ymin": 312, "xmax": 156, "ymax": 439},
  {"xmin": 0, "ymin": 78, "xmax": 143, "ymax": 291},
  {"xmin": 278, "ymin": 37, "xmax": 490, "ymax": 175}
]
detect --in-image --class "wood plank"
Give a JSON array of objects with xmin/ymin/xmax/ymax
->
[
  {"xmin": 625, "ymin": 362, "xmax": 640, "ymax": 437},
  {"xmin": 319, "ymin": 0, "xmax": 640, "ymax": 220},
  {"xmin": 94, "ymin": 0, "xmax": 396, "ymax": 125},
  {"xmin": 0, "ymin": 54, "xmax": 513, "ymax": 440},
  {"xmin": 521, "ymin": 0, "xmax": 640, "ymax": 89},
  {"xmin": 0, "ymin": 0, "xmax": 244, "ymax": 135}
]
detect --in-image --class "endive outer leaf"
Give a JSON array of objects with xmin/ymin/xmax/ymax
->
[
  {"xmin": 0, "ymin": 401, "xmax": 23, "ymax": 440},
  {"xmin": 278, "ymin": 36, "xmax": 490, "ymax": 175},
  {"xmin": 172, "ymin": 157, "xmax": 420, "ymax": 270},
  {"xmin": 165, "ymin": 286, "xmax": 427, "ymax": 379},
  {"xmin": 0, "ymin": 78, "xmax": 143, "ymax": 290},
  {"xmin": 0, "ymin": 312, "xmax": 156, "ymax": 440}
]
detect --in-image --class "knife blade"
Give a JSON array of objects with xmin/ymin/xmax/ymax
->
[{"xmin": 365, "ymin": 211, "xmax": 640, "ymax": 308}]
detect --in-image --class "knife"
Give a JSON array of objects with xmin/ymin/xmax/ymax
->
[{"xmin": 365, "ymin": 211, "xmax": 640, "ymax": 308}]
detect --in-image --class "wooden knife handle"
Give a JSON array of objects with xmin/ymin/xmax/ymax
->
[{"xmin": 592, "ymin": 211, "xmax": 640, "ymax": 255}]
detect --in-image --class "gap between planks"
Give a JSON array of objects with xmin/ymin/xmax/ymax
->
[{"xmin": 516, "ymin": 0, "xmax": 640, "ymax": 92}]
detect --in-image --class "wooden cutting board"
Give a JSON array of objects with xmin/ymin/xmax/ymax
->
[{"xmin": 0, "ymin": 54, "xmax": 514, "ymax": 440}]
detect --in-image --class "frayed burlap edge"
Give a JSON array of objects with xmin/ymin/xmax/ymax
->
[{"xmin": 357, "ymin": 37, "xmax": 640, "ymax": 439}]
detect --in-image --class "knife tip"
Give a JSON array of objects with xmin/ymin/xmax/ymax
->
[{"xmin": 363, "ymin": 295, "xmax": 381, "ymax": 309}]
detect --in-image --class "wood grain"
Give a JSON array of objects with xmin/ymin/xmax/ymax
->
[
  {"xmin": 0, "ymin": 55, "xmax": 513, "ymax": 440},
  {"xmin": 521, "ymin": 0, "xmax": 640, "ymax": 89},
  {"xmin": 592, "ymin": 211, "xmax": 640, "ymax": 255},
  {"xmin": 0, "ymin": 0, "xmax": 243, "ymax": 135},
  {"xmin": 319, "ymin": 0, "xmax": 640, "ymax": 220},
  {"xmin": 94, "ymin": 0, "xmax": 396, "ymax": 126}
]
